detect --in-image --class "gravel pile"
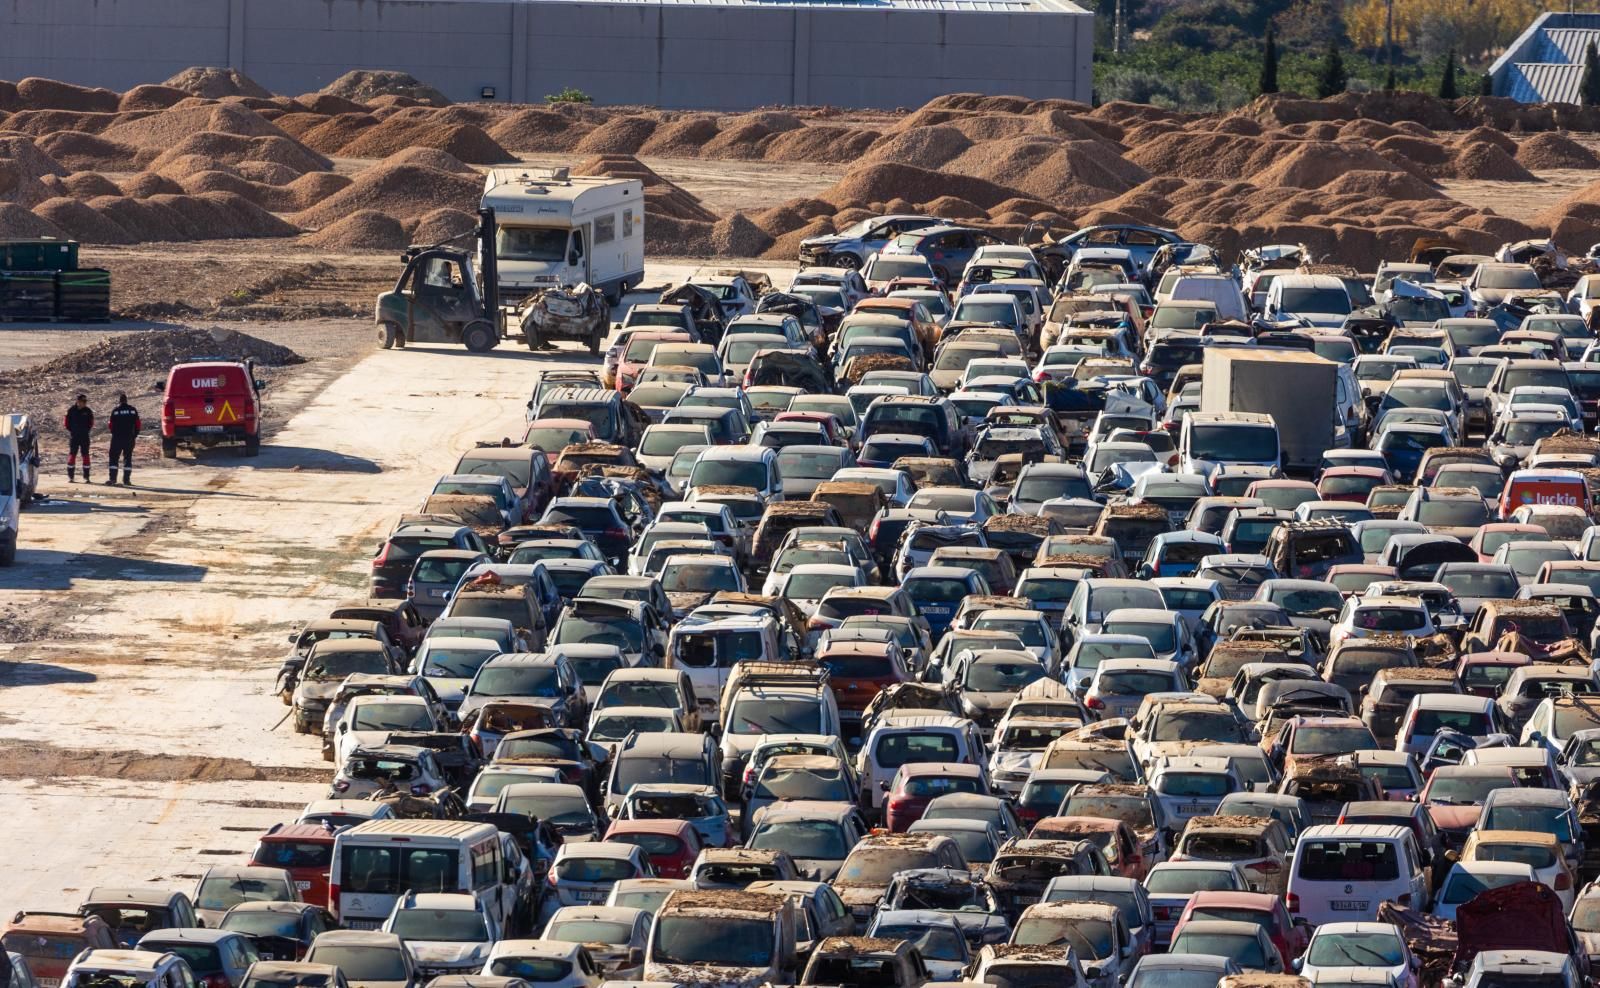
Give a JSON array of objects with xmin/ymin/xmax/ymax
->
[
  {"xmin": 36, "ymin": 327, "xmax": 304, "ymax": 376},
  {"xmin": 163, "ymin": 67, "xmax": 272, "ymax": 99},
  {"xmin": 320, "ymin": 70, "xmax": 449, "ymax": 106}
]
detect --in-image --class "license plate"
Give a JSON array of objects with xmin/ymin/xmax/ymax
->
[
  {"xmin": 576, "ymin": 890, "xmax": 605, "ymax": 902},
  {"xmin": 197, "ymin": 425, "xmax": 224, "ymax": 433},
  {"xmin": 430, "ymin": 589, "xmax": 449, "ymax": 598},
  {"xmin": 1179, "ymin": 804, "xmax": 1208, "ymax": 815},
  {"xmin": 294, "ymin": 881, "xmax": 311, "ymax": 890},
  {"xmin": 38, "ymin": 980, "xmax": 59, "ymax": 988},
  {"xmin": 345, "ymin": 918, "xmax": 382, "ymax": 930},
  {"xmin": 1330, "ymin": 900, "xmax": 1369, "ymax": 911}
]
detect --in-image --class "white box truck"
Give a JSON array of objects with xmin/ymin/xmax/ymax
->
[
  {"xmin": 1198, "ymin": 348, "xmax": 1342, "ymax": 475},
  {"xmin": 480, "ymin": 167, "xmax": 644, "ymax": 305}
]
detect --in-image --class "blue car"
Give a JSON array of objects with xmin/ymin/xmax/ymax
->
[
  {"xmin": 903, "ymin": 565, "xmax": 991, "ymax": 638},
  {"xmin": 1137, "ymin": 530, "xmax": 1226, "ymax": 579}
]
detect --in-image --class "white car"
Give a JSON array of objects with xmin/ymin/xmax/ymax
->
[
  {"xmin": 382, "ymin": 891, "xmax": 501, "ymax": 979},
  {"xmin": 541, "ymin": 906, "xmax": 652, "ymax": 979},
  {"xmin": 1433, "ymin": 861, "xmax": 1537, "ymax": 921},
  {"xmin": 332, "ymin": 694, "xmax": 443, "ymax": 766},
  {"xmin": 481, "ymin": 940, "xmax": 605, "ymax": 988},
  {"xmin": 1327, "ymin": 596, "xmax": 1435, "ymax": 648},
  {"xmin": 1298, "ymin": 922, "xmax": 1417, "ymax": 988}
]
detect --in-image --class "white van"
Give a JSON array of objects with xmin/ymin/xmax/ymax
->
[
  {"xmin": 667, "ymin": 614, "xmax": 786, "ymax": 718},
  {"xmin": 0, "ymin": 415, "xmax": 20, "ymax": 565},
  {"xmin": 857, "ymin": 713, "xmax": 985, "ymax": 815},
  {"xmin": 1168, "ymin": 274, "xmax": 1248, "ymax": 324},
  {"xmin": 329, "ymin": 819, "xmax": 512, "ymax": 929},
  {"xmin": 482, "ymin": 167, "xmax": 644, "ymax": 304},
  {"xmin": 1286, "ymin": 824, "xmax": 1430, "ymax": 925}
]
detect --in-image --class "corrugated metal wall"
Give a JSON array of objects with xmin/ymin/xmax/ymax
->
[{"xmin": 0, "ymin": 0, "xmax": 1093, "ymax": 108}]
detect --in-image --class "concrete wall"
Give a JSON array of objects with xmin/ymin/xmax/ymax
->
[{"xmin": 0, "ymin": 0, "xmax": 1092, "ymax": 109}]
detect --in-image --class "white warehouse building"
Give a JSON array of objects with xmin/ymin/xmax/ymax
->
[{"xmin": 0, "ymin": 0, "xmax": 1095, "ymax": 110}]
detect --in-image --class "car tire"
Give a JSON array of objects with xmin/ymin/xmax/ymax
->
[
  {"xmin": 160, "ymin": 437, "xmax": 178, "ymax": 459},
  {"xmin": 830, "ymin": 253, "xmax": 861, "ymax": 271},
  {"xmin": 378, "ymin": 322, "xmax": 401, "ymax": 349},
  {"xmin": 0, "ymin": 539, "xmax": 14, "ymax": 566},
  {"xmin": 932, "ymin": 264, "xmax": 951, "ymax": 286},
  {"xmin": 463, "ymin": 321, "xmax": 497, "ymax": 353},
  {"xmin": 244, "ymin": 435, "xmax": 260, "ymax": 457}
]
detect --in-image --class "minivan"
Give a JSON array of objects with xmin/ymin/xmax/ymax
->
[
  {"xmin": 1285, "ymin": 824, "xmax": 1430, "ymax": 925},
  {"xmin": 858, "ymin": 713, "xmax": 986, "ymax": 816}
]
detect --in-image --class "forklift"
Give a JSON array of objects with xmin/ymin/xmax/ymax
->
[{"xmin": 375, "ymin": 207, "xmax": 504, "ymax": 352}]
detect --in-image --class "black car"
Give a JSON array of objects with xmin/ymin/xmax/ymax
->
[
  {"xmin": 218, "ymin": 902, "xmax": 337, "ymax": 962},
  {"xmin": 369, "ymin": 523, "xmax": 491, "ymax": 598},
  {"xmin": 538, "ymin": 496, "xmax": 636, "ymax": 566}
]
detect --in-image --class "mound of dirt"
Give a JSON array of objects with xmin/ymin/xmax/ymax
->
[
  {"xmin": 944, "ymin": 136, "xmax": 1143, "ymax": 205},
  {"xmin": 0, "ymin": 201, "xmax": 66, "ymax": 238},
  {"xmin": 338, "ymin": 117, "xmax": 511, "ymax": 163},
  {"xmin": 1373, "ymin": 134, "xmax": 1454, "ymax": 169},
  {"xmin": 60, "ymin": 171, "xmax": 123, "ymax": 199},
  {"xmin": 43, "ymin": 327, "xmax": 304, "ymax": 377},
  {"xmin": 147, "ymin": 131, "xmax": 330, "ymax": 175},
  {"xmin": 297, "ymin": 93, "xmax": 370, "ymax": 116},
  {"xmin": 234, "ymin": 160, "xmax": 304, "ymax": 185},
  {"xmin": 118, "ymin": 84, "xmax": 192, "ymax": 111},
  {"xmin": 321, "ymin": 70, "xmax": 449, "ymax": 106},
  {"xmin": 1253, "ymin": 141, "xmax": 1407, "ymax": 189},
  {"xmin": 295, "ymin": 113, "xmax": 379, "ymax": 154},
  {"xmin": 865, "ymin": 125, "xmax": 973, "ymax": 169},
  {"xmin": 292, "ymin": 161, "xmax": 479, "ymax": 227},
  {"xmin": 302, "ymin": 208, "xmax": 410, "ymax": 249},
  {"xmin": 257, "ymin": 171, "xmax": 352, "ymax": 212},
  {"xmin": 488, "ymin": 107, "xmax": 590, "ymax": 152},
  {"xmin": 0, "ymin": 136, "xmax": 68, "ymax": 207},
  {"xmin": 1449, "ymin": 141, "xmax": 1537, "ymax": 181},
  {"xmin": 13, "ymin": 77, "xmax": 120, "ymax": 112},
  {"xmin": 1323, "ymin": 169, "xmax": 1444, "ymax": 201},
  {"xmin": 102, "ymin": 101, "xmax": 291, "ymax": 150},
  {"xmin": 1516, "ymin": 132, "xmax": 1600, "ymax": 170},
  {"xmin": 1457, "ymin": 125, "xmax": 1519, "ymax": 154},
  {"xmin": 573, "ymin": 115, "xmax": 659, "ymax": 155},
  {"xmin": 821, "ymin": 161, "xmax": 1024, "ymax": 212},
  {"xmin": 711, "ymin": 212, "xmax": 773, "ymax": 257},
  {"xmin": 637, "ymin": 115, "xmax": 720, "ymax": 156},
  {"xmin": 34, "ymin": 131, "xmax": 143, "ymax": 171},
  {"xmin": 761, "ymin": 125, "xmax": 878, "ymax": 163},
  {"xmin": 408, "ymin": 207, "xmax": 478, "ymax": 245},
  {"xmin": 574, "ymin": 154, "xmax": 717, "ymax": 223},
  {"xmin": 31, "ymin": 196, "xmax": 136, "ymax": 243},
  {"xmin": 163, "ymin": 67, "xmax": 272, "ymax": 99},
  {"xmin": 382, "ymin": 146, "xmax": 477, "ymax": 175},
  {"xmin": 119, "ymin": 172, "xmax": 185, "ymax": 198}
]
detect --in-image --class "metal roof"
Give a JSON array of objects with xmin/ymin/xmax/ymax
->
[{"xmin": 1491, "ymin": 12, "xmax": 1600, "ymax": 102}]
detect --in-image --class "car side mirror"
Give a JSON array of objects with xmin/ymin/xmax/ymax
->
[
  {"xmin": 568, "ymin": 252, "xmax": 579, "ymax": 267},
  {"xmin": 152, "ymin": 380, "xmax": 164, "ymax": 391},
  {"xmin": 338, "ymin": 723, "xmax": 347, "ymax": 733},
  {"xmin": 879, "ymin": 780, "xmax": 891, "ymax": 792},
  {"xmin": 1291, "ymin": 959, "xmax": 1303, "ymax": 973}
]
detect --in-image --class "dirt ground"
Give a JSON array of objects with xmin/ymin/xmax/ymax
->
[{"xmin": 0, "ymin": 266, "xmax": 798, "ymax": 907}]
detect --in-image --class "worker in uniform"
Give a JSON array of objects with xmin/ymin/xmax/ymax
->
[
  {"xmin": 106, "ymin": 392, "xmax": 141, "ymax": 486},
  {"xmin": 63, "ymin": 393, "xmax": 94, "ymax": 482}
]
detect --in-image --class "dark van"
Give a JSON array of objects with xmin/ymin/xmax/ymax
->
[
  {"xmin": 159, "ymin": 359, "xmax": 265, "ymax": 457},
  {"xmin": 860, "ymin": 396, "xmax": 969, "ymax": 458}
]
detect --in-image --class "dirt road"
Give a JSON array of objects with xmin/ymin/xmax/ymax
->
[{"xmin": 0, "ymin": 332, "xmax": 599, "ymax": 907}]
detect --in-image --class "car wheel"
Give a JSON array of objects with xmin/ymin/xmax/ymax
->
[
  {"xmin": 378, "ymin": 322, "xmax": 400, "ymax": 349},
  {"xmin": 244, "ymin": 435, "xmax": 260, "ymax": 457},
  {"xmin": 830, "ymin": 253, "xmax": 861, "ymax": 271},
  {"xmin": 160, "ymin": 437, "xmax": 178, "ymax": 459},
  {"xmin": 462, "ymin": 321, "xmax": 497, "ymax": 353}
]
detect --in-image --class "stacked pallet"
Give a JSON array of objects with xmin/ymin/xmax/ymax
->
[{"xmin": 0, "ymin": 238, "xmax": 109, "ymax": 322}]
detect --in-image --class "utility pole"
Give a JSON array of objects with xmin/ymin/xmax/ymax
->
[
  {"xmin": 1384, "ymin": 0, "xmax": 1395, "ymax": 70},
  {"xmin": 1114, "ymin": 0, "xmax": 1125, "ymax": 55}
]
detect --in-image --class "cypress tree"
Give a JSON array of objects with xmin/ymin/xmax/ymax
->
[
  {"xmin": 1316, "ymin": 41, "xmax": 1348, "ymax": 98},
  {"xmin": 1583, "ymin": 41, "xmax": 1600, "ymax": 106},
  {"xmin": 1384, "ymin": 65, "xmax": 1397, "ymax": 92},
  {"xmin": 1438, "ymin": 48, "xmax": 1459, "ymax": 99},
  {"xmin": 1259, "ymin": 27, "xmax": 1280, "ymax": 95}
]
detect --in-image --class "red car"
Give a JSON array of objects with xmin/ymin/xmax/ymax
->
[
  {"xmin": 815, "ymin": 641, "xmax": 911, "ymax": 733},
  {"xmin": 1244, "ymin": 479, "xmax": 1321, "ymax": 512},
  {"xmin": 772, "ymin": 410, "xmax": 845, "ymax": 447},
  {"xmin": 249, "ymin": 823, "xmax": 337, "ymax": 909},
  {"xmin": 1468, "ymin": 522, "xmax": 1547, "ymax": 563},
  {"xmin": 1316, "ymin": 466, "xmax": 1392, "ymax": 504},
  {"xmin": 1173, "ymin": 890, "xmax": 1309, "ymax": 969},
  {"xmin": 614, "ymin": 331, "xmax": 694, "ymax": 395},
  {"xmin": 603, "ymin": 819, "xmax": 703, "ymax": 879},
  {"xmin": 884, "ymin": 762, "xmax": 989, "ymax": 833}
]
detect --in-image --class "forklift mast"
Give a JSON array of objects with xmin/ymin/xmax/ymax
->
[{"xmin": 477, "ymin": 207, "xmax": 501, "ymax": 315}]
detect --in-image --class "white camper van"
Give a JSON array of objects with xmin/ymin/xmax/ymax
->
[{"xmin": 481, "ymin": 167, "xmax": 644, "ymax": 304}]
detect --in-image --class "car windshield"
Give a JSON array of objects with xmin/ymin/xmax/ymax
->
[
  {"xmin": 652, "ymin": 916, "xmax": 775, "ymax": 967},
  {"xmin": 1484, "ymin": 804, "xmax": 1574, "ymax": 841},
  {"xmin": 1152, "ymin": 710, "xmax": 1245, "ymax": 742},
  {"xmin": 1305, "ymin": 931, "xmax": 1404, "ymax": 966},
  {"xmin": 555, "ymin": 615, "xmax": 643, "ymax": 652},
  {"xmin": 1441, "ymin": 867, "xmax": 1532, "ymax": 903},
  {"xmin": 750, "ymin": 819, "xmax": 850, "ymax": 859},
  {"xmin": 1012, "ymin": 916, "xmax": 1115, "ymax": 958},
  {"xmin": 310, "ymin": 946, "xmax": 408, "ymax": 981},
  {"xmin": 1190, "ymin": 425, "xmax": 1278, "ymax": 462},
  {"xmin": 965, "ymin": 657, "xmax": 1046, "ymax": 692},
  {"xmin": 1428, "ymin": 774, "xmax": 1516, "ymax": 805},
  {"xmin": 196, "ymin": 876, "xmax": 287, "ymax": 911},
  {"xmin": 753, "ymin": 763, "xmax": 852, "ymax": 802},
  {"xmin": 390, "ymin": 907, "xmax": 490, "ymax": 941},
  {"xmin": 661, "ymin": 561, "xmax": 740, "ymax": 593},
  {"xmin": 729, "ymin": 698, "xmax": 824, "ymax": 736},
  {"xmin": 221, "ymin": 911, "xmax": 302, "ymax": 938},
  {"xmin": 350, "ymin": 702, "xmax": 432, "ymax": 732},
  {"xmin": 548, "ymin": 919, "xmax": 634, "ymax": 944}
]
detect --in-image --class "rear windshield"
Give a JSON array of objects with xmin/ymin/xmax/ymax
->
[{"xmin": 1297, "ymin": 839, "xmax": 1400, "ymax": 882}]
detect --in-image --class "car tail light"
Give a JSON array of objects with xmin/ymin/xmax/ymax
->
[
  {"xmin": 1085, "ymin": 695, "xmax": 1104, "ymax": 710},
  {"xmin": 604, "ymin": 527, "xmax": 628, "ymax": 540},
  {"xmin": 808, "ymin": 617, "xmax": 829, "ymax": 630},
  {"xmin": 1034, "ymin": 370, "xmax": 1049, "ymax": 382},
  {"xmin": 327, "ymin": 883, "xmax": 340, "ymax": 919},
  {"xmin": 1246, "ymin": 859, "xmax": 1281, "ymax": 874},
  {"xmin": 1149, "ymin": 562, "xmax": 1160, "ymax": 577},
  {"xmin": 548, "ymin": 870, "xmax": 560, "ymax": 886},
  {"xmin": 1286, "ymin": 893, "xmax": 1300, "ymax": 913},
  {"xmin": 372, "ymin": 543, "xmax": 390, "ymax": 569},
  {"xmin": 405, "ymin": 579, "xmax": 415, "ymax": 599},
  {"xmin": 1557, "ymin": 871, "xmax": 1572, "ymax": 891}
]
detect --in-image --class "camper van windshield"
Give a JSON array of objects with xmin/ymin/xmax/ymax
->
[{"xmin": 498, "ymin": 227, "xmax": 569, "ymax": 262}]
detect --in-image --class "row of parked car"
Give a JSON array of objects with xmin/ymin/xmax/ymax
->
[{"xmin": 21, "ymin": 221, "xmax": 1600, "ymax": 988}]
